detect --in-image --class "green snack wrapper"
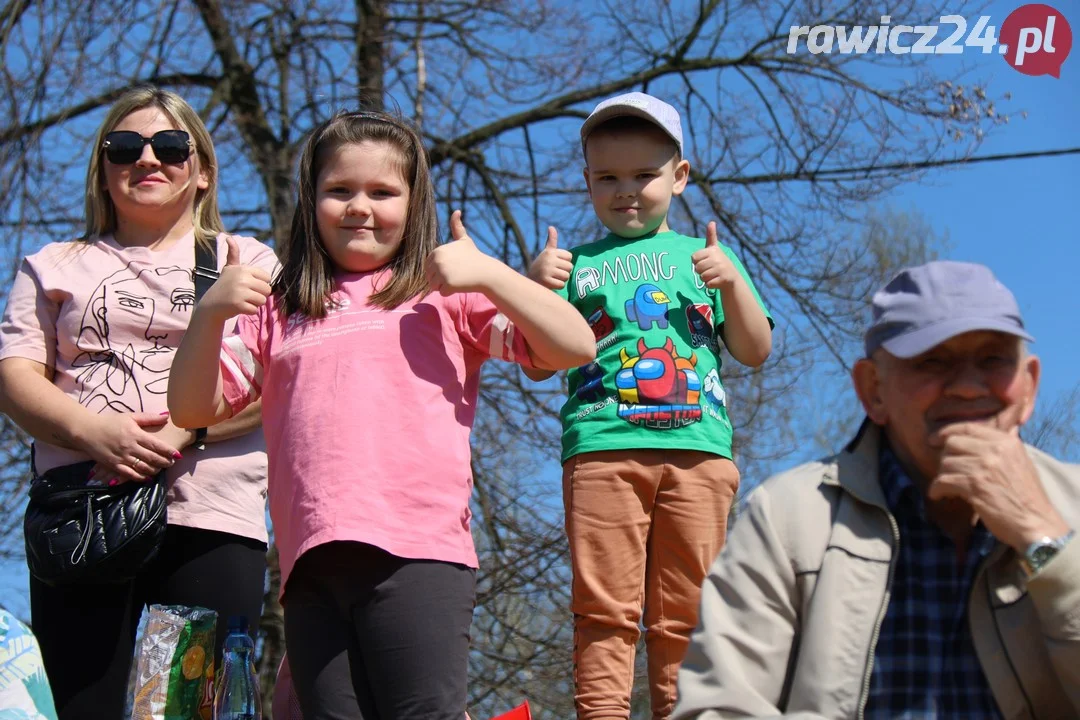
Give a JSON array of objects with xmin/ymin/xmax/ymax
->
[{"xmin": 131, "ymin": 604, "xmax": 217, "ymax": 720}]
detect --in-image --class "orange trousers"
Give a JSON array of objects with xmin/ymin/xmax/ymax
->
[{"xmin": 562, "ymin": 449, "xmax": 740, "ymax": 720}]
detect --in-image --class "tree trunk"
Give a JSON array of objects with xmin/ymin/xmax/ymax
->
[
  {"xmin": 258, "ymin": 543, "xmax": 285, "ymax": 718},
  {"xmin": 355, "ymin": 0, "xmax": 386, "ymax": 109}
]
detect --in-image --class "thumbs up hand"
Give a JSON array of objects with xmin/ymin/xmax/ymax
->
[
  {"xmin": 424, "ymin": 210, "xmax": 498, "ymax": 296},
  {"xmin": 527, "ymin": 226, "xmax": 574, "ymax": 291},
  {"xmin": 691, "ymin": 221, "xmax": 738, "ymax": 291},
  {"xmin": 198, "ymin": 235, "xmax": 273, "ymax": 323},
  {"xmin": 224, "ymin": 234, "xmax": 243, "ymax": 267}
]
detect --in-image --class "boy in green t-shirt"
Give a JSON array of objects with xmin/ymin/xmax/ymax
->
[{"xmin": 524, "ymin": 93, "xmax": 773, "ymax": 719}]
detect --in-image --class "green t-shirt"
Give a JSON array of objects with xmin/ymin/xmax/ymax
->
[{"xmin": 555, "ymin": 231, "xmax": 772, "ymax": 463}]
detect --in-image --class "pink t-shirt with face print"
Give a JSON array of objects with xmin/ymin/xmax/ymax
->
[
  {"xmin": 0, "ymin": 231, "xmax": 279, "ymax": 543},
  {"xmin": 219, "ymin": 270, "xmax": 532, "ymax": 590}
]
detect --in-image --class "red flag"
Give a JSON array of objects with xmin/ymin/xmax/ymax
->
[{"xmin": 489, "ymin": 701, "xmax": 531, "ymax": 720}]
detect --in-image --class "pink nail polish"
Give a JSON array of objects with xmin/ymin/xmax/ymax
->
[
  {"xmin": 159, "ymin": 411, "xmax": 170, "ymax": 416},
  {"xmin": 88, "ymin": 469, "xmax": 96, "ymax": 478},
  {"xmin": 173, "ymin": 452, "xmax": 183, "ymax": 460},
  {"xmin": 109, "ymin": 479, "xmax": 119, "ymax": 487}
]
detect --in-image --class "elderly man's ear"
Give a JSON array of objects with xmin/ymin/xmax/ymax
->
[
  {"xmin": 1017, "ymin": 352, "xmax": 1042, "ymax": 426},
  {"xmin": 852, "ymin": 357, "xmax": 887, "ymax": 426}
]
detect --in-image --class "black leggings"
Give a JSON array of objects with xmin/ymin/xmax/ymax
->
[
  {"xmin": 29, "ymin": 524, "xmax": 267, "ymax": 720},
  {"xmin": 284, "ymin": 541, "xmax": 476, "ymax": 720}
]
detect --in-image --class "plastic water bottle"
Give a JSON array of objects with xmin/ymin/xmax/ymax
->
[{"xmin": 213, "ymin": 616, "xmax": 262, "ymax": 720}]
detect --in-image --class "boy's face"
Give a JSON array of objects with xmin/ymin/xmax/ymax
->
[{"xmin": 584, "ymin": 127, "xmax": 689, "ymax": 239}]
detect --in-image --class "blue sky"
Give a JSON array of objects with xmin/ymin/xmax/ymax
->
[{"xmin": 887, "ymin": 0, "xmax": 1079, "ymax": 404}]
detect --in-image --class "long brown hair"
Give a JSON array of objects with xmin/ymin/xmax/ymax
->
[
  {"xmin": 274, "ymin": 110, "xmax": 438, "ymax": 318},
  {"xmin": 83, "ymin": 85, "xmax": 223, "ymax": 250}
]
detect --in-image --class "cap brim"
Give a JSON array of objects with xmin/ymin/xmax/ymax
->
[
  {"xmin": 880, "ymin": 317, "xmax": 1035, "ymax": 359},
  {"xmin": 580, "ymin": 106, "xmax": 681, "ymax": 154}
]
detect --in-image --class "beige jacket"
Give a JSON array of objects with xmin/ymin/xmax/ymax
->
[{"xmin": 673, "ymin": 423, "xmax": 1080, "ymax": 720}]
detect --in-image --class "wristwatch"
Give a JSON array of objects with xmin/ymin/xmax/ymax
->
[
  {"xmin": 1020, "ymin": 530, "xmax": 1075, "ymax": 578},
  {"xmin": 193, "ymin": 427, "xmax": 207, "ymax": 451}
]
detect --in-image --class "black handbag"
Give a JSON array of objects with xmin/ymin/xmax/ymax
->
[
  {"xmin": 23, "ymin": 238, "xmax": 219, "ymax": 586},
  {"xmin": 24, "ymin": 459, "xmax": 168, "ymax": 585}
]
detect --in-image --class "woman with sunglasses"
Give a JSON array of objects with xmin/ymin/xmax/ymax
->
[{"xmin": 0, "ymin": 86, "xmax": 276, "ymax": 720}]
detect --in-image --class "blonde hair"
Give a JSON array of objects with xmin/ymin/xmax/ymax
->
[
  {"xmin": 274, "ymin": 110, "xmax": 438, "ymax": 318},
  {"xmin": 83, "ymin": 86, "xmax": 223, "ymax": 249}
]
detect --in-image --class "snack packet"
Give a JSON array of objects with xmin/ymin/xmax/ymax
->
[{"xmin": 130, "ymin": 604, "xmax": 217, "ymax": 720}]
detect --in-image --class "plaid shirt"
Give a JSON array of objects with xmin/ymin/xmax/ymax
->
[{"xmin": 864, "ymin": 444, "xmax": 1003, "ymax": 719}]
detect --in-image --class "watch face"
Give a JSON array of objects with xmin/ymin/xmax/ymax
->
[{"xmin": 1030, "ymin": 543, "xmax": 1059, "ymax": 570}]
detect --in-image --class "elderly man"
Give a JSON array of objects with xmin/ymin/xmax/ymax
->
[{"xmin": 673, "ymin": 261, "xmax": 1080, "ymax": 719}]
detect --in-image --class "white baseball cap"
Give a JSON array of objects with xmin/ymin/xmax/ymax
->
[
  {"xmin": 864, "ymin": 261, "xmax": 1034, "ymax": 358},
  {"xmin": 580, "ymin": 92, "xmax": 684, "ymax": 156}
]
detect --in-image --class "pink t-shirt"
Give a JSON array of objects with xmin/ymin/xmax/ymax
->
[
  {"xmin": 0, "ymin": 231, "xmax": 279, "ymax": 543},
  {"xmin": 219, "ymin": 270, "xmax": 532, "ymax": 589}
]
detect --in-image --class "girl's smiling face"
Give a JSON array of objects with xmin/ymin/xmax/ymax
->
[{"xmin": 315, "ymin": 141, "xmax": 411, "ymax": 273}]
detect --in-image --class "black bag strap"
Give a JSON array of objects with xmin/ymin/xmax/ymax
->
[
  {"xmin": 194, "ymin": 235, "xmax": 219, "ymax": 302},
  {"xmin": 191, "ymin": 237, "xmax": 219, "ymax": 447}
]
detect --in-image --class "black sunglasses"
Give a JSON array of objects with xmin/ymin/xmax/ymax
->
[{"xmin": 102, "ymin": 130, "xmax": 193, "ymax": 165}]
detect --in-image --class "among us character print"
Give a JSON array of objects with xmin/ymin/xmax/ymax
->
[
  {"xmin": 575, "ymin": 361, "xmax": 606, "ymax": 403},
  {"xmin": 685, "ymin": 303, "xmax": 719, "ymax": 353},
  {"xmin": 575, "ymin": 266, "xmax": 601, "ymax": 298},
  {"xmin": 615, "ymin": 337, "xmax": 702, "ymax": 429},
  {"xmin": 700, "ymin": 368, "xmax": 730, "ymax": 425},
  {"xmin": 72, "ymin": 263, "xmax": 195, "ymax": 413},
  {"xmin": 585, "ymin": 306, "xmax": 619, "ymax": 352},
  {"xmin": 625, "ymin": 283, "xmax": 670, "ymax": 330}
]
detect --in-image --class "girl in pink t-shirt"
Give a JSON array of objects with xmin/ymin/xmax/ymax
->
[{"xmin": 169, "ymin": 110, "xmax": 595, "ymax": 719}]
